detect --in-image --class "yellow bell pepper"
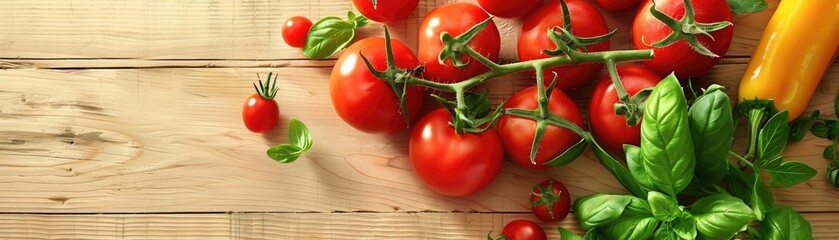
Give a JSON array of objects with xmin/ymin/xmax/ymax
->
[{"xmin": 738, "ymin": 0, "xmax": 839, "ymax": 120}]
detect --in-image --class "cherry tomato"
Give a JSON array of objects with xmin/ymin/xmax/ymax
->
[
  {"xmin": 330, "ymin": 37, "xmax": 424, "ymax": 133},
  {"xmin": 589, "ymin": 65, "xmax": 661, "ymax": 154},
  {"xmin": 352, "ymin": 0, "xmax": 419, "ymax": 23},
  {"xmin": 497, "ymin": 86, "xmax": 584, "ymax": 169},
  {"xmin": 282, "ymin": 16, "xmax": 313, "ymax": 48},
  {"xmin": 518, "ymin": 0, "xmax": 610, "ymax": 90},
  {"xmin": 243, "ymin": 74, "xmax": 280, "ymax": 133},
  {"xmin": 632, "ymin": 0, "xmax": 733, "ymax": 78},
  {"xmin": 418, "ymin": 2, "xmax": 501, "ymax": 83},
  {"xmin": 530, "ymin": 179, "xmax": 571, "ymax": 222},
  {"xmin": 477, "ymin": 0, "xmax": 541, "ymax": 18},
  {"xmin": 596, "ymin": 0, "xmax": 643, "ymax": 11},
  {"xmin": 500, "ymin": 220, "xmax": 548, "ymax": 240},
  {"xmin": 409, "ymin": 108, "xmax": 504, "ymax": 196}
]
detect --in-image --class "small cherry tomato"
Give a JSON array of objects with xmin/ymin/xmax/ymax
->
[
  {"xmin": 282, "ymin": 16, "xmax": 313, "ymax": 48},
  {"xmin": 409, "ymin": 108, "xmax": 505, "ymax": 196},
  {"xmin": 500, "ymin": 220, "xmax": 548, "ymax": 240},
  {"xmin": 497, "ymin": 86, "xmax": 585, "ymax": 169},
  {"xmin": 352, "ymin": 0, "xmax": 419, "ymax": 23},
  {"xmin": 243, "ymin": 73, "xmax": 281, "ymax": 133},
  {"xmin": 530, "ymin": 179, "xmax": 571, "ymax": 222},
  {"xmin": 477, "ymin": 0, "xmax": 541, "ymax": 18},
  {"xmin": 589, "ymin": 65, "xmax": 661, "ymax": 154}
]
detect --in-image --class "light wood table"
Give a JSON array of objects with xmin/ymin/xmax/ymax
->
[{"xmin": 0, "ymin": 0, "xmax": 836, "ymax": 239}]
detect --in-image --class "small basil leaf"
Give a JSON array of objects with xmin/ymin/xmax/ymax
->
[
  {"xmin": 625, "ymin": 144, "xmax": 654, "ymax": 191},
  {"xmin": 824, "ymin": 145, "xmax": 836, "ymax": 160},
  {"xmin": 766, "ymin": 161, "xmax": 817, "ymax": 187},
  {"xmin": 648, "ymin": 191, "xmax": 680, "ymax": 222},
  {"xmin": 654, "ymin": 223, "xmax": 678, "ymax": 240},
  {"xmin": 574, "ymin": 194, "xmax": 636, "ymax": 229},
  {"xmin": 688, "ymin": 89, "xmax": 733, "ymax": 185},
  {"xmin": 789, "ymin": 118, "xmax": 811, "ymax": 142},
  {"xmin": 691, "ymin": 194, "xmax": 755, "ymax": 239},
  {"xmin": 759, "ymin": 206, "xmax": 813, "ymax": 240},
  {"xmin": 641, "ymin": 73, "xmax": 695, "ymax": 196},
  {"xmin": 599, "ymin": 216, "xmax": 658, "ymax": 240},
  {"xmin": 671, "ymin": 213, "xmax": 698, "ymax": 240},
  {"xmin": 757, "ymin": 111, "xmax": 789, "ymax": 168},
  {"xmin": 811, "ymin": 122, "xmax": 830, "ymax": 138},
  {"xmin": 303, "ymin": 12, "xmax": 367, "ymax": 59},
  {"xmin": 558, "ymin": 227, "xmax": 584, "ymax": 240},
  {"xmin": 288, "ymin": 119, "xmax": 312, "ymax": 151},
  {"xmin": 266, "ymin": 144, "xmax": 303, "ymax": 163},
  {"xmin": 727, "ymin": 0, "xmax": 768, "ymax": 14}
]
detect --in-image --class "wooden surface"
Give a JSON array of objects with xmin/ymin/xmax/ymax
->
[{"xmin": 0, "ymin": 0, "xmax": 837, "ymax": 239}]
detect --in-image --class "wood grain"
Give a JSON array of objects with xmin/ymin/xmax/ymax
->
[
  {"xmin": 0, "ymin": 0, "xmax": 777, "ymax": 60},
  {"xmin": 0, "ymin": 212, "xmax": 835, "ymax": 239},
  {"xmin": 1, "ymin": 63, "xmax": 837, "ymax": 213}
]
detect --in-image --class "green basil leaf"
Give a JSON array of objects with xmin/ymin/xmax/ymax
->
[
  {"xmin": 654, "ymin": 223, "xmax": 678, "ymax": 240},
  {"xmin": 600, "ymin": 216, "xmax": 658, "ymax": 240},
  {"xmin": 688, "ymin": 88, "xmax": 733, "ymax": 185},
  {"xmin": 727, "ymin": 0, "xmax": 768, "ymax": 14},
  {"xmin": 757, "ymin": 111, "xmax": 789, "ymax": 168},
  {"xmin": 583, "ymin": 228, "xmax": 609, "ymax": 240},
  {"xmin": 766, "ymin": 161, "xmax": 817, "ymax": 187},
  {"xmin": 625, "ymin": 145, "xmax": 654, "ymax": 191},
  {"xmin": 671, "ymin": 213, "xmax": 697, "ymax": 240},
  {"xmin": 558, "ymin": 227, "xmax": 584, "ymax": 240},
  {"xmin": 824, "ymin": 145, "xmax": 836, "ymax": 159},
  {"xmin": 759, "ymin": 206, "xmax": 813, "ymax": 240},
  {"xmin": 591, "ymin": 142, "xmax": 649, "ymax": 197},
  {"xmin": 648, "ymin": 191, "xmax": 680, "ymax": 222},
  {"xmin": 574, "ymin": 194, "xmax": 650, "ymax": 229},
  {"xmin": 266, "ymin": 144, "xmax": 303, "ymax": 163},
  {"xmin": 788, "ymin": 117, "xmax": 811, "ymax": 142},
  {"xmin": 641, "ymin": 73, "xmax": 695, "ymax": 196},
  {"xmin": 303, "ymin": 12, "xmax": 367, "ymax": 59},
  {"xmin": 829, "ymin": 123, "xmax": 839, "ymax": 140},
  {"xmin": 724, "ymin": 164, "xmax": 775, "ymax": 220},
  {"xmin": 288, "ymin": 119, "xmax": 312, "ymax": 151},
  {"xmin": 690, "ymin": 194, "xmax": 755, "ymax": 239},
  {"xmin": 811, "ymin": 122, "xmax": 830, "ymax": 138}
]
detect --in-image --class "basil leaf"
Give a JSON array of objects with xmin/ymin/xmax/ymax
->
[
  {"xmin": 648, "ymin": 191, "xmax": 680, "ymax": 222},
  {"xmin": 759, "ymin": 206, "xmax": 813, "ymax": 240},
  {"xmin": 789, "ymin": 117, "xmax": 811, "ymax": 142},
  {"xmin": 825, "ymin": 145, "xmax": 836, "ymax": 159},
  {"xmin": 558, "ymin": 227, "xmax": 584, "ymax": 240},
  {"xmin": 654, "ymin": 223, "xmax": 678, "ymax": 240},
  {"xmin": 266, "ymin": 144, "xmax": 303, "ymax": 163},
  {"xmin": 303, "ymin": 12, "xmax": 368, "ymax": 59},
  {"xmin": 641, "ymin": 73, "xmax": 695, "ymax": 196},
  {"xmin": 811, "ymin": 122, "xmax": 830, "ymax": 138},
  {"xmin": 766, "ymin": 161, "xmax": 817, "ymax": 187},
  {"xmin": 724, "ymin": 165, "xmax": 775, "ymax": 220},
  {"xmin": 288, "ymin": 119, "xmax": 312, "ymax": 151},
  {"xmin": 691, "ymin": 194, "xmax": 755, "ymax": 239},
  {"xmin": 757, "ymin": 111, "xmax": 789, "ymax": 168},
  {"xmin": 728, "ymin": 0, "xmax": 768, "ymax": 14},
  {"xmin": 575, "ymin": 194, "xmax": 650, "ymax": 229},
  {"xmin": 599, "ymin": 216, "xmax": 658, "ymax": 240},
  {"xmin": 688, "ymin": 88, "xmax": 733, "ymax": 185},
  {"xmin": 671, "ymin": 213, "xmax": 697, "ymax": 240},
  {"xmin": 625, "ymin": 145, "xmax": 654, "ymax": 191}
]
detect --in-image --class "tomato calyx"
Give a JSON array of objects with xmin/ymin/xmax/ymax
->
[
  {"xmin": 431, "ymin": 90, "xmax": 505, "ymax": 134},
  {"xmin": 530, "ymin": 180, "xmax": 564, "ymax": 219},
  {"xmin": 541, "ymin": 0, "xmax": 616, "ymax": 59},
  {"xmin": 253, "ymin": 72, "xmax": 279, "ymax": 100},
  {"xmin": 439, "ymin": 17, "xmax": 499, "ymax": 70},
  {"xmin": 486, "ymin": 232, "xmax": 510, "ymax": 240},
  {"xmin": 645, "ymin": 0, "xmax": 733, "ymax": 58}
]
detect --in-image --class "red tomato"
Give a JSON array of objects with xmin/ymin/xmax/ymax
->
[
  {"xmin": 330, "ymin": 37, "xmax": 424, "ymax": 133},
  {"xmin": 477, "ymin": 0, "xmax": 541, "ymax": 18},
  {"xmin": 409, "ymin": 108, "xmax": 504, "ymax": 196},
  {"xmin": 352, "ymin": 0, "xmax": 419, "ymax": 23},
  {"xmin": 418, "ymin": 2, "xmax": 501, "ymax": 83},
  {"xmin": 530, "ymin": 179, "xmax": 571, "ymax": 222},
  {"xmin": 242, "ymin": 74, "xmax": 281, "ymax": 133},
  {"xmin": 497, "ymin": 86, "xmax": 584, "ymax": 169},
  {"xmin": 596, "ymin": 0, "xmax": 643, "ymax": 11},
  {"xmin": 632, "ymin": 0, "xmax": 733, "ymax": 78},
  {"xmin": 589, "ymin": 65, "xmax": 661, "ymax": 154},
  {"xmin": 501, "ymin": 220, "xmax": 548, "ymax": 240},
  {"xmin": 518, "ymin": 0, "xmax": 610, "ymax": 90},
  {"xmin": 282, "ymin": 16, "xmax": 313, "ymax": 48}
]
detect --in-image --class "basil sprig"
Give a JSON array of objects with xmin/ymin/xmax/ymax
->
[
  {"xmin": 303, "ymin": 12, "xmax": 368, "ymax": 59},
  {"xmin": 266, "ymin": 119, "xmax": 312, "ymax": 163}
]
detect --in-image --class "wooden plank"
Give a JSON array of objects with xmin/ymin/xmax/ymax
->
[
  {"xmin": 0, "ymin": 212, "xmax": 835, "ymax": 239},
  {"xmin": 0, "ymin": 0, "xmax": 777, "ymax": 60},
  {"xmin": 1, "ymin": 64, "xmax": 837, "ymax": 213}
]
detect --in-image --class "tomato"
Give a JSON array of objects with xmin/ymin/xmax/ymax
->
[
  {"xmin": 352, "ymin": 0, "xmax": 419, "ymax": 23},
  {"xmin": 243, "ymin": 74, "xmax": 280, "ymax": 133},
  {"xmin": 497, "ymin": 86, "xmax": 584, "ymax": 169},
  {"xmin": 596, "ymin": 0, "xmax": 643, "ymax": 11},
  {"xmin": 632, "ymin": 0, "xmax": 733, "ymax": 78},
  {"xmin": 418, "ymin": 2, "xmax": 501, "ymax": 83},
  {"xmin": 477, "ymin": 0, "xmax": 541, "ymax": 18},
  {"xmin": 409, "ymin": 108, "xmax": 504, "ymax": 196},
  {"xmin": 330, "ymin": 37, "xmax": 424, "ymax": 133},
  {"xmin": 530, "ymin": 179, "xmax": 571, "ymax": 222},
  {"xmin": 589, "ymin": 65, "xmax": 660, "ymax": 154},
  {"xmin": 518, "ymin": 0, "xmax": 610, "ymax": 90},
  {"xmin": 282, "ymin": 16, "xmax": 313, "ymax": 48},
  {"xmin": 500, "ymin": 220, "xmax": 548, "ymax": 240}
]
